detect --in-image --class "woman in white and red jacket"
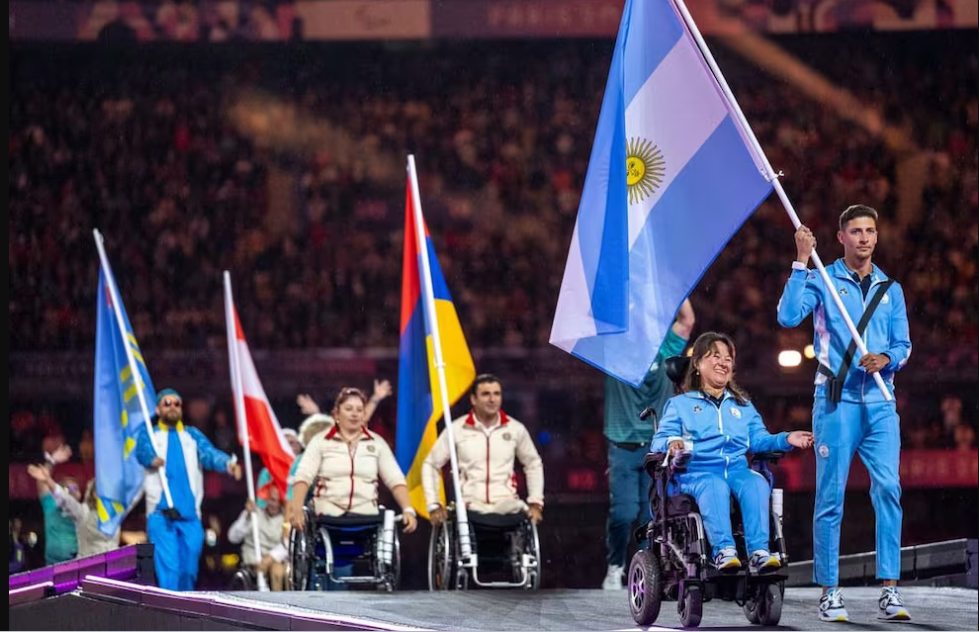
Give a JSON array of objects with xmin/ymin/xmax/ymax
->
[{"xmin": 289, "ymin": 387, "xmax": 418, "ymax": 534}]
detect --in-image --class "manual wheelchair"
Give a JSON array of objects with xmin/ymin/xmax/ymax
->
[
  {"xmin": 428, "ymin": 504, "xmax": 542, "ymax": 590},
  {"xmin": 288, "ymin": 505, "xmax": 402, "ymax": 591}
]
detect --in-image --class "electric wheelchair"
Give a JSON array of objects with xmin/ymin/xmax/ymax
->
[
  {"xmin": 627, "ymin": 356, "xmax": 789, "ymax": 628},
  {"xmin": 428, "ymin": 504, "xmax": 542, "ymax": 590},
  {"xmin": 288, "ymin": 505, "xmax": 402, "ymax": 591}
]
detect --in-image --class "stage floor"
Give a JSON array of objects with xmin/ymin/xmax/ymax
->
[{"xmin": 216, "ymin": 586, "xmax": 978, "ymax": 631}]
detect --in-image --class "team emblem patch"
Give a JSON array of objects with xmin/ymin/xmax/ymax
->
[
  {"xmin": 693, "ymin": 405, "xmax": 702, "ymax": 414},
  {"xmin": 881, "ymin": 294, "xmax": 890, "ymax": 304},
  {"xmin": 503, "ymin": 432, "xmax": 512, "ymax": 441},
  {"xmin": 730, "ymin": 407, "xmax": 741, "ymax": 419},
  {"xmin": 366, "ymin": 444, "xmax": 376, "ymax": 453},
  {"xmin": 818, "ymin": 444, "xmax": 830, "ymax": 458},
  {"xmin": 839, "ymin": 287, "xmax": 848, "ymax": 296}
]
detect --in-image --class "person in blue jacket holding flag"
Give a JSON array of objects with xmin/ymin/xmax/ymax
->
[
  {"xmin": 778, "ymin": 205, "xmax": 912, "ymax": 622},
  {"xmin": 136, "ymin": 388, "xmax": 242, "ymax": 591},
  {"xmin": 650, "ymin": 332, "xmax": 813, "ymax": 575}
]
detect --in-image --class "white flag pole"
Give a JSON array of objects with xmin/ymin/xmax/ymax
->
[
  {"xmin": 671, "ymin": 0, "xmax": 891, "ymax": 401},
  {"xmin": 223, "ymin": 271, "xmax": 268, "ymax": 591},
  {"xmin": 407, "ymin": 155, "xmax": 474, "ymax": 562},
  {"xmin": 93, "ymin": 229, "xmax": 177, "ymax": 510}
]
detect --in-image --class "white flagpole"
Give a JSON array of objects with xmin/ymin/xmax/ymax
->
[
  {"xmin": 223, "ymin": 271, "xmax": 268, "ymax": 591},
  {"xmin": 407, "ymin": 155, "xmax": 474, "ymax": 562},
  {"xmin": 671, "ymin": 0, "xmax": 891, "ymax": 401},
  {"xmin": 92, "ymin": 229, "xmax": 177, "ymax": 510}
]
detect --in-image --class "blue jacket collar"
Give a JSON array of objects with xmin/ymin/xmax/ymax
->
[{"xmin": 831, "ymin": 258, "xmax": 889, "ymax": 284}]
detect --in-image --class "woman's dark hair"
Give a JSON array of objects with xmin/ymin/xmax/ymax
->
[{"xmin": 681, "ymin": 332, "xmax": 750, "ymax": 405}]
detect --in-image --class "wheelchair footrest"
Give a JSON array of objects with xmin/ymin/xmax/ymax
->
[{"xmin": 707, "ymin": 569, "xmax": 788, "ymax": 583}]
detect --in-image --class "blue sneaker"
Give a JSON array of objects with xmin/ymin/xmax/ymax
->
[
  {"xmin": 819, "ymin": 588, "xmax": 849, "ymax": 622},
  {"xmin": 878, "ymin": 586, "xmax": 911, "ymax": 621},
  {"xmin": 713, "ymin": 546, "xmax": 741, "ymax": 572}
]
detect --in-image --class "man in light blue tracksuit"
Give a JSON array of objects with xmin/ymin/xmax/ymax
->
[
  {"xmin": 136, "ymin": 389, "xmax": 242, "ymax": 591},
  {"xmin": 651, "ymin": 332, "xmax": 813, "ymax": 575},
  {"xmin": 777, "ymin": 205, "xmax": 912, "ymax": 623}
]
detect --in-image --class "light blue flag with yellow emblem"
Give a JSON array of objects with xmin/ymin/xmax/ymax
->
[
  {"xmin": 93, "ymin": 263, "xmax": 154, "ymax": 536},
  {"xmin": 550, "ymin": 0, "xmax": 773, "ymax": 386}
]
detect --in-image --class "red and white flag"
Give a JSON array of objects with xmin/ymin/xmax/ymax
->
[{"xmin": 228, "ymin": 306, "xmax": 295, "ymax": 498}]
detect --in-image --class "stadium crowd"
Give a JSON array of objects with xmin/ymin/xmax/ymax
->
[{"xmin": 10, "ymin": 34, "xmax": 977, "ymax": 581}]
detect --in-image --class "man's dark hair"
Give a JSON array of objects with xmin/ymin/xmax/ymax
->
[
  {"xmin": 471, "ymin": 374, "xmax": 502, "ymax": 397},
  {"xmin": 839, "ymin": 204, "xmax": 878, "ymax": 231}
]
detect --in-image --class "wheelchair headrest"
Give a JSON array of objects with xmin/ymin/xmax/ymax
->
[{"xmin": 664, "ymin": 355, "xmax": 690, "ymax": 388}]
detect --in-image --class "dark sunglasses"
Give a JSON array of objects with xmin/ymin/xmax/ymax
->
[{"xmin": 160, "ymin": 398, "xmax": 183, "ymax": 408}]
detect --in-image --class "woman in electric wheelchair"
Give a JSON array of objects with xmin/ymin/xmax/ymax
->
[
  {"xmin": 288, "ymin": 387, "xmax": 417, "ymax": 591},
  {"xmin": 630, "ymin": 331, "xmax": 813, "ymax": 627}
]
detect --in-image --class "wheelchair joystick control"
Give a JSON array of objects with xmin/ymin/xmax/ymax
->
[{"xmin": 380, "ymin": 509, "xmax": 396, "ymax": 565}]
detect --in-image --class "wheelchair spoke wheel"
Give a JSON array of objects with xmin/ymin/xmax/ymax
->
[
  {"xmin": 428, "ymin": 521, "xmax": 453, "ymax": 591},
  {"xmin": 628, "ymin": 549, "xmax": 662, "ymax": 627},
  {"xmin": 522, "ymin": 520, "xmax": 542, "ymax": 590},
  {"xmin": 289, "ymin": 510, "xmax": 315, "ymax": 591},
  {"xmin": 678, "ymin": 584, "xmax": 703, "ymax": 628},
  {"xmin": 383, "ymin": 532, "xmax": 401, "ymax": 592}
]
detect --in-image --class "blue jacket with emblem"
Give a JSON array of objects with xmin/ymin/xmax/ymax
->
[
  {"xmin": 650, "ymin": 391, "xmax": 791, "ymax": 475},
  {"xmin": 776, "ymin": 258, "xmax": 911, "ymax": 403}
]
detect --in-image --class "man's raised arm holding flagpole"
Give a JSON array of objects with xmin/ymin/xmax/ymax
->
[
  {"xmin": 669, "ymin": 0, "xmax": 891, "ymax": 401},
  {"xmin": 549, "ymin": 0, "xmax": 890, "ymax": 403}
]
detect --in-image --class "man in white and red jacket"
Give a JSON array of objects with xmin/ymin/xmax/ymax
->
[{"xmin": 422, "ymin": 374, "xmax": 544, "ymax": 526}]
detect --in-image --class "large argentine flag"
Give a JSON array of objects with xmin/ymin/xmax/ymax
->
[{"xmin": 550, "ymin": 0, "xmax": 773, "ymax": 386}]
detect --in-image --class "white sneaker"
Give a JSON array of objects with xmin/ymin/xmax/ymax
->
[
  {"xmin": 601, "ymin": 564, "xmax": 624, "ymax": 590},
  {"xmin": 818, "ymin": 588, "xmax": 849, "ymax": 622},
  {"xmin": 713, "ymin": 546, "xmax": 742, "ymax": 572},
  {"xmin": 748, "ymin": 549, "xmax": 781, "ymax": 575},
  {"xmin": 878, "ymin": 586, "xmax": 911, "ymax": 621}
]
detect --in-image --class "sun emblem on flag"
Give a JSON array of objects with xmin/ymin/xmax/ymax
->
[{"xmin": 626, "ymin": 138, "xmax": 666, "ymax": 205}]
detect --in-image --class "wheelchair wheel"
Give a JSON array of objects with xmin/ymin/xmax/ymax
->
[
  {"xmin": 748, "ymin": 583, "xmax": 782, "ymax": 626},
  {"xmin": 428, "ymin": 521, "xmax": 453, "ymax": 591},
  {"xmin": 380, "ymin": 532, "xmax": 401, "ymax": 592},
  {"xmin": 289, "ymin": 509, "xmax": 315, "ymax": 590},
  {"xmin": 229, "ymin": 568, "xmax": 255, "ymax": 591},
  {"xmin": 524, "ymin": 520, "xmax": 542, "ymax": 590},
  {"xmin": 628, "ymin": 549, "xmax": 662, "ymax": 626},
  {"xmin": 678, "ymin": 584, "xmax": 703, "ymax": 628}
]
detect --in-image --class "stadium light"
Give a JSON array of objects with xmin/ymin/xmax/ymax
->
[
  {"xmin": 803, "ymin": 344, "xmax": 815, "ymax": 359},
  {"xmin": 778, "ymin": 349, "xmax": 803, "ymax": 368}
]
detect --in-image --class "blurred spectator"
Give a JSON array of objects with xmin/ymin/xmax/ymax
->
[
  {"xmin": 953, "ymin": 422, "xmax": 977, "ymax": 453},
  {"xmin": 9, "ymin": 520, "xmax": 26, "ymax": 574},
  {"xmin": 33, "ymin": 444, "xmax": 79, "ymax": 565},
  {"xmin": 8, "ymin": 36, "xmax": 976, "ymax": 373}
]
